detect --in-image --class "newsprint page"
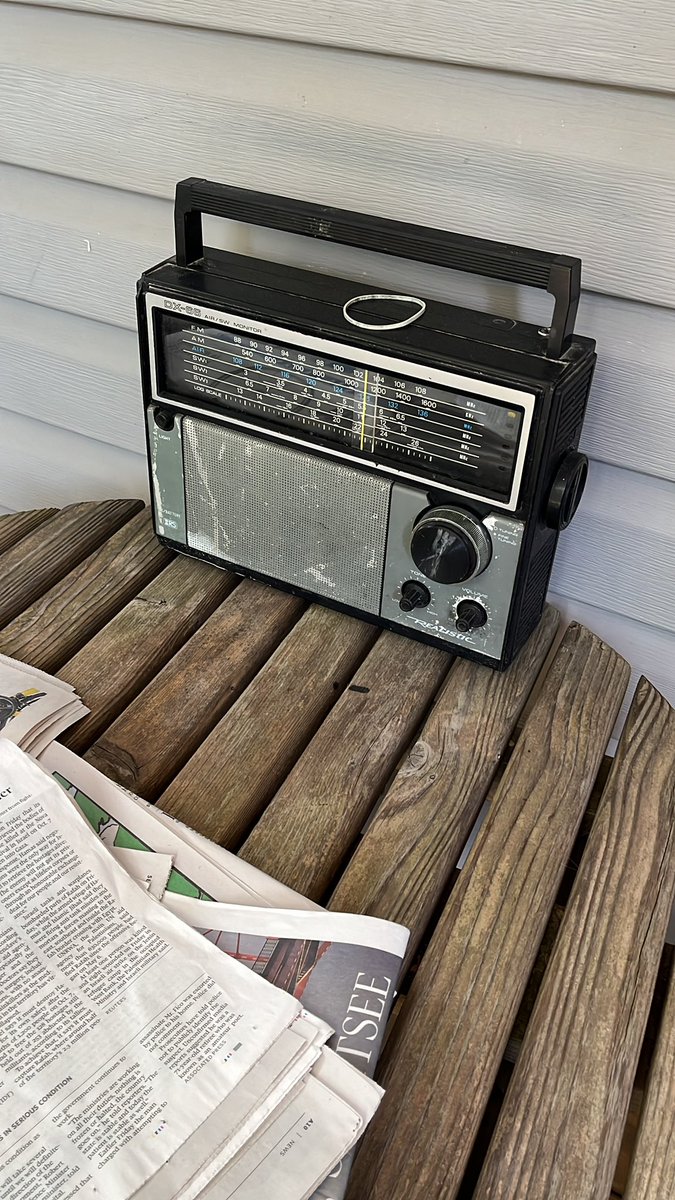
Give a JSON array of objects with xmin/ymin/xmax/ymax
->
[
  {"xmin": 0, "ymin": 743, "xmax": 388, "ymax": 1200},
  {"xmin": 0, "ymin": 737, "xmax": 403, "ymax": 1200}
]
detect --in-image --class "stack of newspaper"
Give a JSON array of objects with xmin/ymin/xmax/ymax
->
[
  {"xmin": 0, "ymin": 736, "xmax": 408, "ymax": 1200},
  {"xmin": 0, "ymin": 652, "xmax": 88, "ymax": 755}
]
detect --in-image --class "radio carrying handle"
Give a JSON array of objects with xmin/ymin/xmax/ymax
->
[{"xmin": 174, "ymin": 177, "xmax": 581, "ymax": 359}]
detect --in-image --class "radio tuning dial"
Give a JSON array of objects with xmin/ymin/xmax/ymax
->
[{"xmin": 410, "ymin": 507, "xmax": 492, "ymax": 585}]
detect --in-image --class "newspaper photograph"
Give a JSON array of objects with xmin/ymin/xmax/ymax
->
[
  {"xmin": 0, "ymin": 653, "xmax": 88, "ymax": 754},
  {"xmin": 39, "ymin": 742, "xmax": 319, "ymax": 911},
  {"xmin": 164, "ymin": 895, "xmax": 408, "ymax": 1074},
  {"xmin": 163, "ymin": 896, "xmax": 409, "ymax": 1199}
]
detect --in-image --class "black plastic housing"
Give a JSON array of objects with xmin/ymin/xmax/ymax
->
[{"xmin": 137, "ymin": 180, "xmax": 596, "ymax": 669}]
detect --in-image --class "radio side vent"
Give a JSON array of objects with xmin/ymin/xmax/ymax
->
[
  {"xmin": 512, "ymin": 531, "xmax": 556, "ymax": 649},
  {"xmin": 551, "ymin": 361, "xmax": 594, "ymax": 457}
]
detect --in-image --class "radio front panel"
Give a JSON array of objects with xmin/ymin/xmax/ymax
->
[
  {"xmin": 146, "ymin": 294, "xmax": 535, "ymax": 512},
  {"xmin": 147, "ymin": 405, "xmax": 524, "ymax": 663}
]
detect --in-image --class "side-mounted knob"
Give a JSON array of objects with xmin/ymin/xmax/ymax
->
[
  {"xmin": 546, "ymin": 451, "xmax": 588, "ymax": 531},
  {"xmin": 410, "ymin": 507, "xmax": 492, "ymax": 585}
]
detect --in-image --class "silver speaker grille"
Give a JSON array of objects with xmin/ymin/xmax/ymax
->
[{"xmin": 182, "ymin": 418, "xmax": 391, "ymax": 614}]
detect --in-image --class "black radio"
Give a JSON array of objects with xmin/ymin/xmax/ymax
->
[{"xmin": 137, "ymin": 178, "xmax": 595, "ymax": 669}]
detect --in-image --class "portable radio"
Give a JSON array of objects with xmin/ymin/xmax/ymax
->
[{"xmin": 137, "ymin": 179, "xmax": 594, "ymax": 669}]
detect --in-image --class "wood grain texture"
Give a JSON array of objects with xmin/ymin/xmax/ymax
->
[
  {"xmin": 348, "ymin": 624, "xmax": 630, "ymax": 1200},
  {"xmin": 475, "ymin": 678, "xmax": 675, "ymax": 1200},
  {"xmin": 86, "ymin": 580, "xmax": 304, "ymax": 800},
  {"xmin": 0, "ymin": 509, "xmax": 170, "ymax": 671},
  {"xmin": 157, "ymin": 606, "xmax": 378, "ymax": 844},
  {"xmin": 59, "ymin": 556, "xmax": 235, "ymax": 753},
  {"xmin": 0, "ymin": 409, "xmax": 148, "ymax": 513},
  {"xmin": 4, "ymin": 168, "xmax": 675, "ymax": 491},
  {"xmin": 331, "ymin": 606, "xmax": 560, "ymax": 962},
  {"xmin": 625, "ymin": 958, "xmax": 675, "ymax": 1199},
  {"xmin": 239, "ymin": 632, "xmax": 450, "ymax": 900},
  {"xmin": 0, "ymin": 506, "xmax": 57, "ymax": 555},
  {"xmin": 8, "ymin": 0, "xmax": 674, "ymax": 91},
  {"xmin": 503, "ymin": 903, "xmax": 567, "ymax": 1064},
  {"xmin": 0, "ymin": 497, "xmax": 142, "ymax": 629},
  {"xmin": 2, "ymin": 7, "xmax": 674, "ymax": 309},
  {"xmin": 551, "ymin": 592, "xmax": 675, "ymax": 745}
]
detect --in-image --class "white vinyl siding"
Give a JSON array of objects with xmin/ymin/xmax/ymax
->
[{"xmin": 1, "ymin": 1, "xmax": 674, "ymax": 713}]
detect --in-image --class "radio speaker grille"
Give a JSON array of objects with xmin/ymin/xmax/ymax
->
[{"xmin": 182, "ymin": 418, "xmax": 391, "ymax": 614}]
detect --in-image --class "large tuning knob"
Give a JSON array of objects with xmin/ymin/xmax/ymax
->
[{"xmin": 410, "ymin": 507, "xmax": 492, "ymax": 585}]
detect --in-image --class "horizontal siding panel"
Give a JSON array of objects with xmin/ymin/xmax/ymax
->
[
  {"xmin": 0, "ymin": 296, "xmax": 142, "ymax": 452},
  {"xmin": 5, "ymin": 0, "xmax": 674, "ymax": 93},
  {"xmin": 0, "ymin": 167, "xmax": 168, "ymax": 330},
  {"xmin": 1, "ymin": 168, "xmax": 675, "ymax": 485},
  {"xmin": 1, "ymin": 7, "xmax": 674, "ymax": 309},
  {"xmin": 552, "ymin": 462, "xmax": 675, "ymax": 637},
  {"xmin": 0, "ymin": 410, "xmax": 147, "ymax": 512}
]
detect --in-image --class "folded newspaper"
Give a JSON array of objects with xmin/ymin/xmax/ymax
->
[
  {"xmin": 38, "ymin": 742, "xmax": 409, "ymax": 1199},
  {"xmin": 0, "ymin": 742, "xmax": 393, "ymax": 1200},
  {"xmin": 0, "ymin": 653, "xmax": 88, "ymax": 756},
  {"xmin": 0, "ymin": 738, "xmax": 408, "ymax": 1199}
]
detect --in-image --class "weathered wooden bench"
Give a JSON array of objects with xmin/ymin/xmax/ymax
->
[{"xmin": 1, "ymin": 498, "xmax": 675, "ymax": 1200}]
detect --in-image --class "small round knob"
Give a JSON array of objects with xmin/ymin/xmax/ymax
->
[
  {"xmin": 154, "ymin": 407, "xmax": 175, "ymax": 432},
  {"xmin": 455, "ymin": 599, "xmax": 488, "ymax": 634},
  {"xmin": 410, "ymin": 507, "xmax": 492, "ymax": 585},
  {"xmin": 399, "ymin": 580, "xmax": 431, "ymax": 613}
]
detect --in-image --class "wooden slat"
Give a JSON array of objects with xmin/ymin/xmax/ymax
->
[
  {"xmin": 86, "ymin": 580, "xmax": 304, "ymax": 799},
  {"xmin": 0, "ymin": 509, "xmax": 170, "ymax": 671},
  {"xmin": 157, "ymin": 606, "xmax": 378, "ymax": 844},
  {"xmin": 551, "ymin": 592, "xmax": 675, "ymax": 746},
  {"xmin": 348, "ymin": 624, "xmax": 630, "ymax": 1200},
  {"xmin": 59, "ymin": 556, "xmax": 236, "ymax": 753},
  {"xmin": 0, "ymin": 506, "xmax": 57, "ymax": 555},
  {"xmin": 474, "ymin": 678, "xmax": 675, "ymax": 1200},
  {"xmin": 240, "ymin": 632, "xmax": 450, "ymax": 900},
  {"xmin": 0, "ymin": 498, "xmax": 142, "ymax": 628},
  {"xmin": 331, "ymin": 606, "xmax": 559, "ymax": 961},
  {"xmin": 624, "ymin": 968, "xmax": 675, "ymax": 1197},
  {"xmin": 10, "ymin": 0, "xmax": 675, "ymax": 92}
]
